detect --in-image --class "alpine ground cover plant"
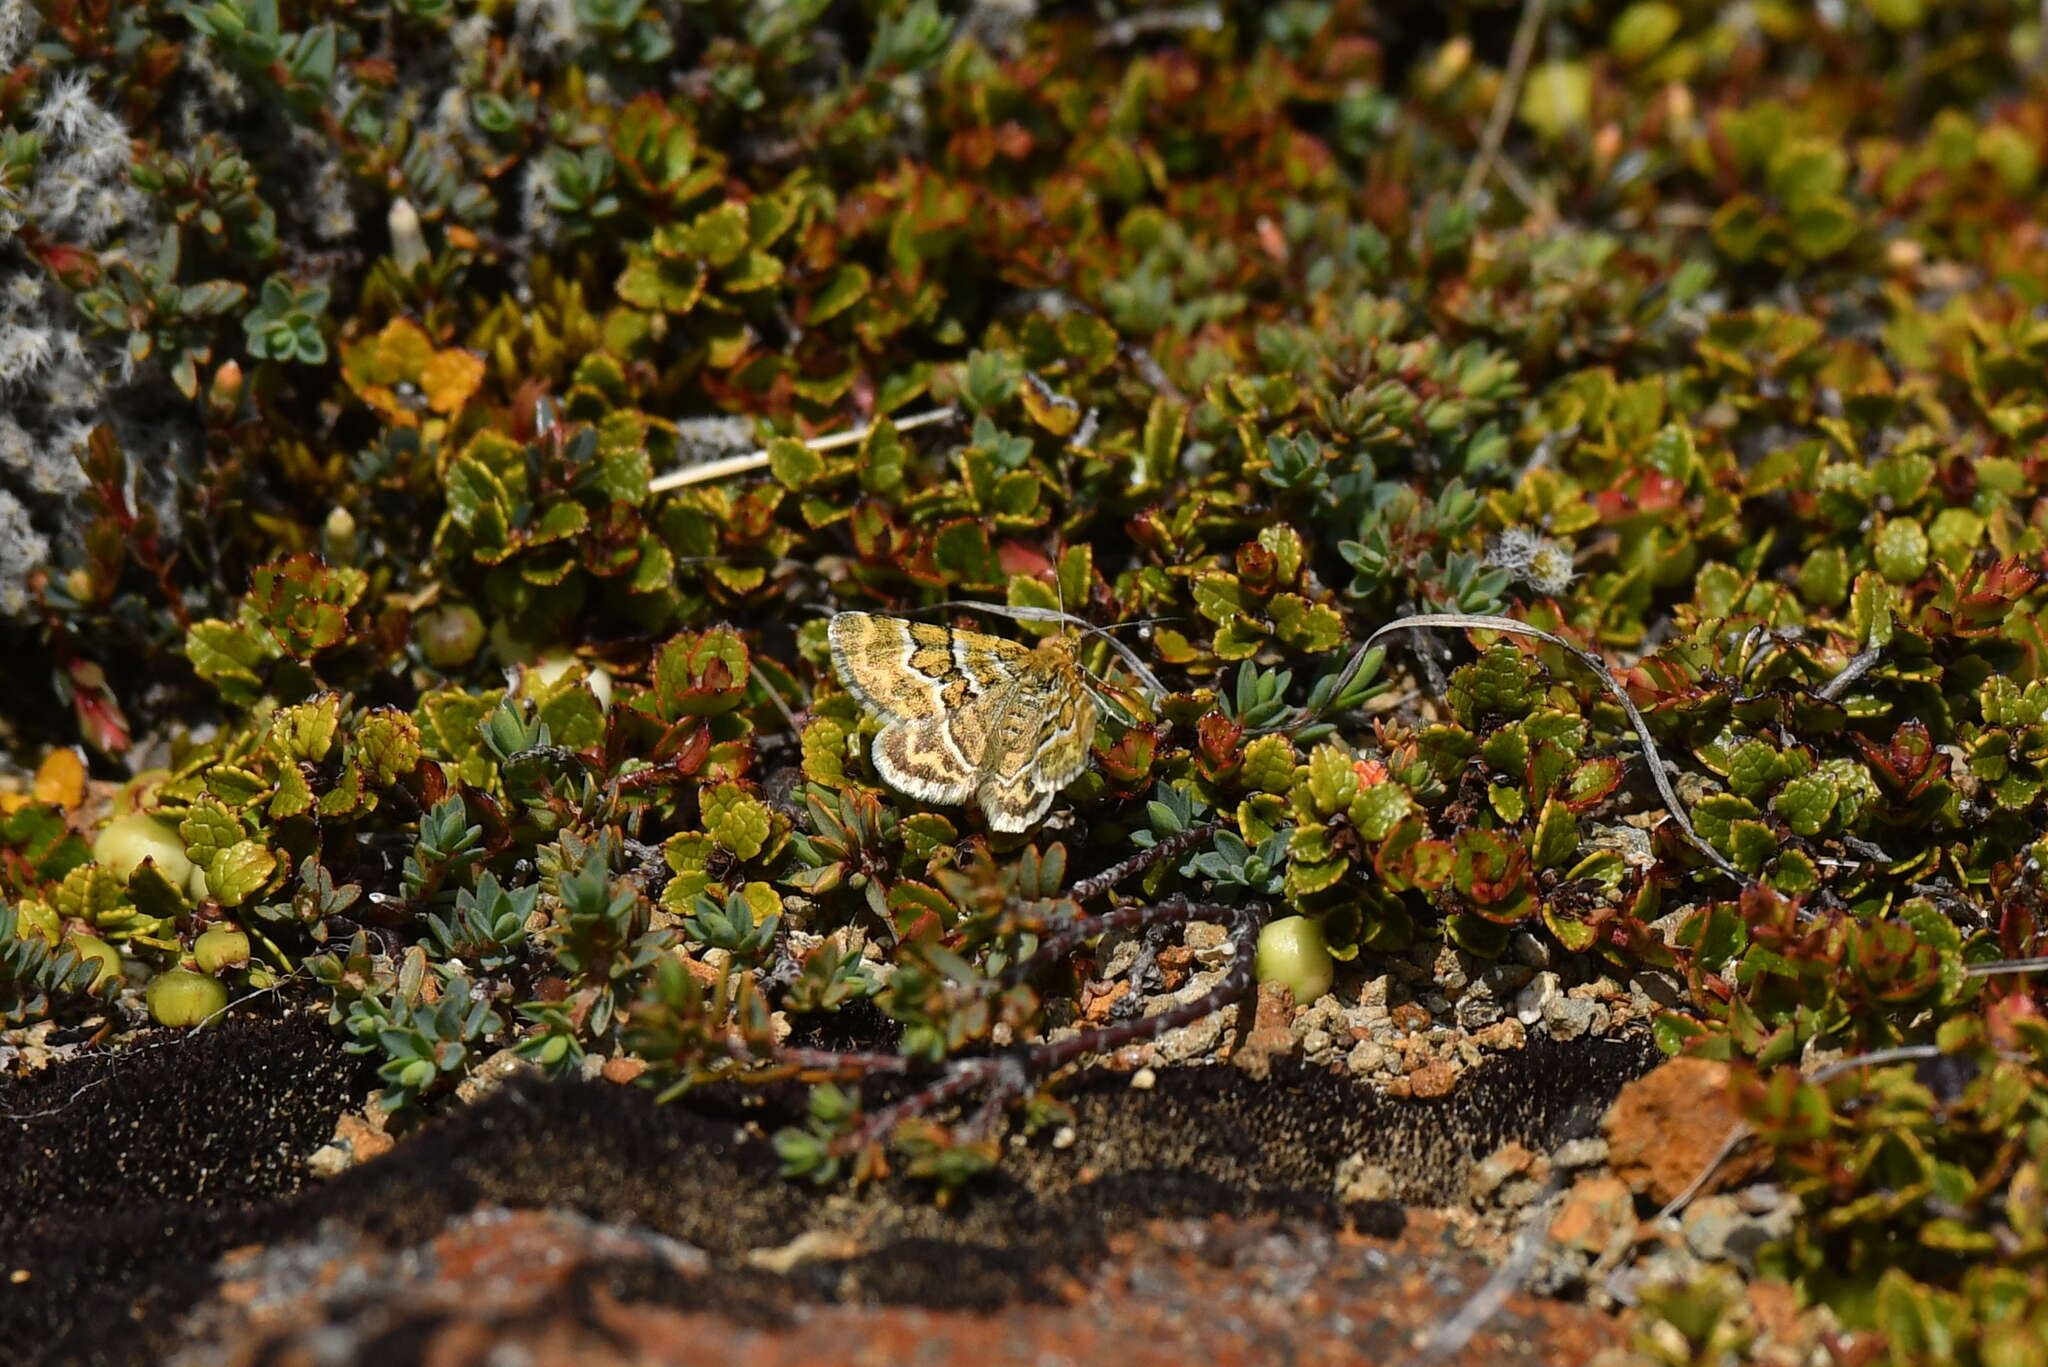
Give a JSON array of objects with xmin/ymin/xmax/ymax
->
[{"xmin": 5, "ymin": 0, "xmax": 2048, "ymax": 1359}]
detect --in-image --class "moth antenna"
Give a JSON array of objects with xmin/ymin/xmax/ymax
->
[
  {"xmin": 1070, "ymin": 620, "xmax": 1167, "ymax": 700},
  {"xmin": 1088, "ymin": 617, "xmax": 1176, "ymax": 634}
]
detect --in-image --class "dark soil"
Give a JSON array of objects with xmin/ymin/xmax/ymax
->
[{"xmin": 0, "ymin": 1015, "xmax": 1656, "ymax": 1367}]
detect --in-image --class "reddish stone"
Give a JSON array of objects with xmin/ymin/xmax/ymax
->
[
  {"xmin": 1549, "ymin": 1174, "xmax": 1637, "ymax": 1253},
  {"xmin": 183, "ymin": 1207, "xmax": 1626, "ymax": 1367},
  {"xmin": 1407, "ymin": 1060, "xmax": 1458, "ymax": 1099},
  {"xmin": 335, "ymin": 1111, "xmax": 394, "ymax": 1163},
  {"xmin": 1603, "ymin": 1058, "xmax": 1768, "ymax": 1205},
  {"xmin": 1389, "ymin": 1003, "xmax": 1433, "ymax": 1034}
]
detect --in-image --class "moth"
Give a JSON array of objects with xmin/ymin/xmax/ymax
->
[{"xmin": 827, "ymin": 611, "xmax": 1104, "ymax": 833}]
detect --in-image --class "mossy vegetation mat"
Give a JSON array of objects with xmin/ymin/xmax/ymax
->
[{"xmin": 4, "ymin": 0, "xmax": 2048, "ymax": 1362}]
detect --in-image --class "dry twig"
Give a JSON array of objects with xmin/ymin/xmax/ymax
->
[{"xmin": 646, "ymin": 407, "xmax": 958, "ymax": 494}]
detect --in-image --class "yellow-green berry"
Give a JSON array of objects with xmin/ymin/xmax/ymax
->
[
  {"xmin": 148, "ymin": 969, "xmax": 228, "ymax": 1027},
  {"xmin": 1255, "ymin": 915, "xmax": 1335, "ymax": 1005},
  {"xmin": 194, "ymin": 925, "xmax": 252, "ymax": 973},
  {"xmin": 417, "ymin": 604, "xmax": 487, "ymax": 668},
  {"xmin": 93, "ymin": 813, "xmax": 194, "ymax": 887},
  {"xmin": 65, "ymin": 932, "xmax": 123, "ymax": 989}
]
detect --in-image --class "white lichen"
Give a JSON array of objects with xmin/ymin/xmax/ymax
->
[
  {"xmin": 0, "ymin": 487, "xmax": 50, "ymax": 617},
  {"xmin": 1486, "ymin": 527, "xmax": 1578, "ymax": 597}
]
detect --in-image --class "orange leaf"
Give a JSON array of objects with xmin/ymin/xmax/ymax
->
[
  {"xmin": 421, "ymin": 347, "xmax": 485, "ymax": 415},
  {"xmin": 33, "ymin": 747, "xmax": 87, "ymax": 807}
]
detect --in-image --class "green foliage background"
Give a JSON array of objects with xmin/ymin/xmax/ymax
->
[{"xmin": 5, "ymin": 0, "xmax": 2048, "ymax": 1359}]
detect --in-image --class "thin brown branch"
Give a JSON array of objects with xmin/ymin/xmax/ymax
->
[
  {"xmin": 831, "ymin": 899, "xmax": 1266, "ymax": 1157},
  {"xmin": 1067, "ymin": 823, "xmax": 1224, "ymax": 904}
]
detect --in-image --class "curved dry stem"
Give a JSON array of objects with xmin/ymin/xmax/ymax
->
[{"xmin": 1348, "ymin": 612, "xmax": 1749, "ymax": 887}]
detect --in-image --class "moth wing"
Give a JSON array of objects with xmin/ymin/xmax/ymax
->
[
  {"xmin": 976, "ymin": 670, "xmax": 1098, "ymax": 834},
  {"xmin": 870, "ymin": 717, "xmax": 979, "ymax": 805},
  {"xmin": 868, "ymin": 681, "xmax": 1015, "ymax": 804},
  {"xmin": 828, "ymin": 612, "xmax": 1027, "ymax": 723}
]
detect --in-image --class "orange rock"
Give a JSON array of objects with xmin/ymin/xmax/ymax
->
[
  {"xmin": 601, "ymin": 1056, "xmax": 647, "ymax": 1085},
  {"xmin": 335, "ymin": 1111, "xmax": 394, "ymax": 1164},
  {"xmin": 1231, "ymin": 982, "xmax": 1299, "ymax": 1078},
  {"xmin": 1081, "ymin": 979, "xmax": 1131, "ymax": 1024},
  {"xmin": 1406, "ymin": 1060, "xmax": 1457, "ymax": 1099},
  {"xmin": 1549, "ymin": 1174, "xmax": 1637, "ymax": 1253},
  {"xmin": 1603, "ymin": 1058, "xmax": 1767, "ymax": 1205},
  {"xmin": 1389, "ymin": 1003, "xmax": 1432, "ymax": 1034},
  {"xmin": 1249, "ymin": 979, "xmax": 1294, "ymax": 1034}
]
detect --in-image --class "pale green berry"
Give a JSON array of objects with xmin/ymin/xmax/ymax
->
[
  {"xmin": 148, "ymin": 969, "xmax": 228, "ymax": 1027},
  {"xmin": 1255, "ymin": 915, "xmax": 1335, "ymax": 1005},
  {"xmin": 194, "ymin": 925, "xmax": 252, "ymax": 973},
  {"xmin": 65, "ymin": 932, "xmax": 123, "ymax": 989},
  {"xmin": 93, "ymin": 813, "xmax": 194, "ymax": 887},
  {"xmin": 416, "ymin": 604, "xmax": 487, "ymax": 668}
]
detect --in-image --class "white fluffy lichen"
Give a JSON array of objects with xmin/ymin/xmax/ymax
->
[
  {"xmin": 1485, "ymin": 527, "xmax": 1578, "ymax": 597},
  {"xmin": 0, "ymin": 487, "xmax": 50, "ymax": 617},
  {"xmin": 0, "ymin": 45, "xmax": 164, "ymax": 615}
]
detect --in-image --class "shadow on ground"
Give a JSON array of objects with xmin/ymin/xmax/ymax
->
[{"xmin": 1, "ymin": 1015, "xmax": 1656, "ymax": 1366}]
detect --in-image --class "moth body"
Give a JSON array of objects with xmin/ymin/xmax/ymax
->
[{"xmin": 827, "ymin": 612, "xmax": 1100, "ymax": 832}]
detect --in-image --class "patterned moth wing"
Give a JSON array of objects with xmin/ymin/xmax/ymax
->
[
  {"xmin": 826, "ymin": 612, "xmax": 1099, "ymax": 831},
  {"xmin": 827, "ymin": 612, "xmax": 1025, "ymax": 721},
  {"xmin": 827, "ymin": 612, "xmax": 1021, "ymax": 804},
  {"xmin": 974, "ymin": 635, "xmax": 1097, "ymax": 832}
]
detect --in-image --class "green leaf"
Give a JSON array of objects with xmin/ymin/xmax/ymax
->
[
  {"xmin": 208, "ymin": 840, "xmax": 279, "ymax": 907},
  {"xmin": 858, "ymin": 418, "xmax": 906, "ymax": 495},
  {"xmin": 1874, "ymin": 518, "xmax": 1929, "ymax": 583},
  {"xmin": 269, "ymin": 764, "xmax": 314, "ymax": 819},
  {"xmin": 687, "ymin": 201, "xmax": 750, "ymax": 267},
  {"xmin": 1726, "ymin": 820, "xmax": 1778, "ymax": 875},
  {"xmin": 702, "ymin": 784, "xmax": 772, "ymax": 859},
  {"xmin": 1690, "ymin": 792, "xmax": 1760, "ymax": 848},
  {"xmin": 356, "ymin": 709, "xmax": 422, "ymax": 786},
  {"xmin": 1609, "ymin": 2, "xmax": 1680, "ymax": 63},
  {"xmin": 616, "ymin": 255, "xmax": 705, "ymax": 313},
  {"xmin": 649, "ymin": 629, "xmax": 750, "ymax": 718},
  {"xmin": 177, "ymin": 798, "xmax": 243, "ymax": 867},
  {"xmin": 1772, "ymin": 773, "xmax": 1838, "ymax": 837},
  {"xmin": 270, "ymin": 694, "xmax": 343, "ymax": 763},
  {"xmin": 184, "ymin": 618, "xmax": 277, "ymax": 701},
  {"xmin": 769, "ymin": 437, "xmax": 826, "ymax": 489},
  {"xmin": 885, "ymin": 880, "xmax": 955, "ymax": 935},
  {"xmin": 1192, "ymin": 572, "xmax": 1249, "ymax": 625},
  {"xmin": 1301, "ymin": 743, "xmax": 1360, "ymax": 816},
  {"xmin": 1531, "ymin": 799, "xmax": 1579, "ymax": 869},
  {"xmin": 1489, "ymin": 782, "xmax": 1526, "ymax": 824},
  {"xmin": 1641, "ymin": 424, "xmax": 1695, "ymax": 484},
  {"xmin": 1446, "ymin": 645, "xmax": 1542, "ymax": 725},
  {"xmin": 204, "ymin": 764, "xmax": 271, "ymax": 807},
  {"xmin": 1239, "ymin": 735, "xmax": 1296, "ymax": 794},
  {"xmin": 808, "ymin": 263, "xmax": 870, "ymax": 324},
  {"xmin": 1267, "ymin": 594, "xmax": 1344, "ymax": 652},
  {"xmin": 898, "ymin": 813, "xmax": 957, "ymax": 859},
  {"xmin": 1348, "ymin": 782, "xmax": 1412, "ymax": 842}
]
